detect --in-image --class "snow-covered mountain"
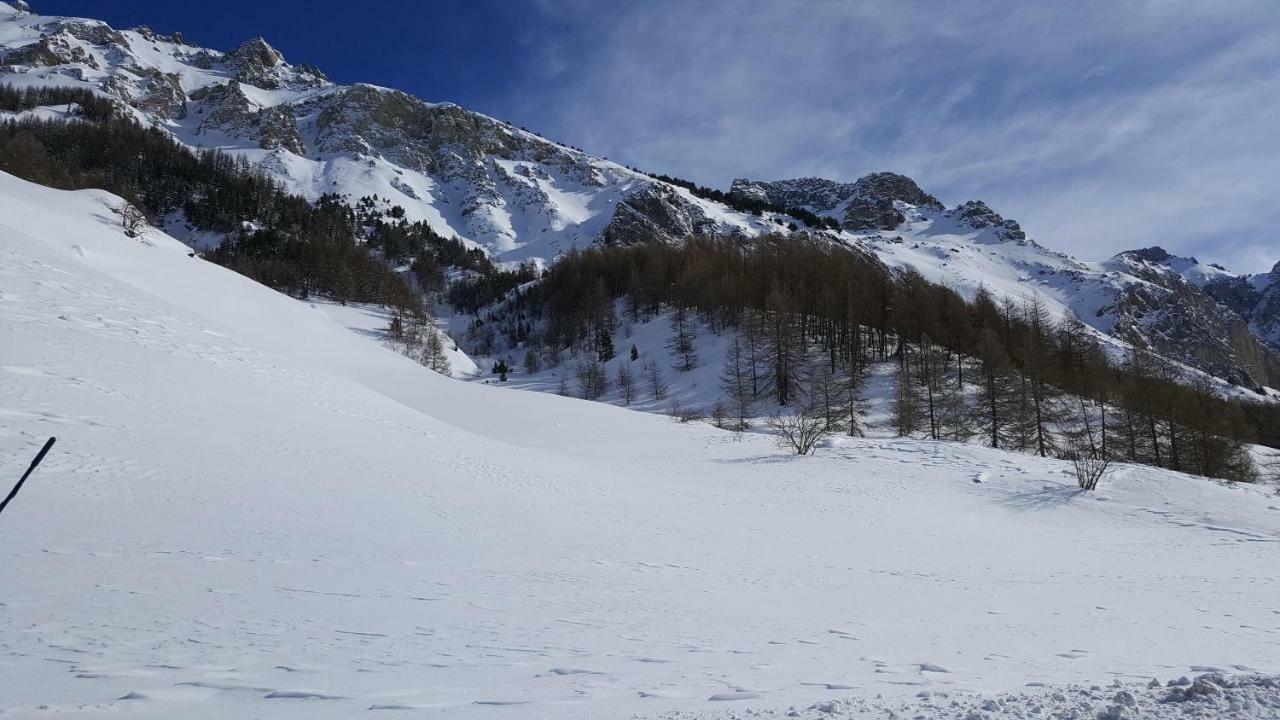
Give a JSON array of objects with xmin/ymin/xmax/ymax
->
[
  {"xmin": 4, "ymin": 168, "xmax": 1280, "ymax": 720},
  {"xmin": 3, "ymin": 0, "xmax": 1278, "ymax": 391},
  {"xmin": 728, "ymin": 174, "xmax": 1280, "ymax": 391},
  {"xmin": 0, "ymin": 2, "xmax": 775, "ymax": 265}
]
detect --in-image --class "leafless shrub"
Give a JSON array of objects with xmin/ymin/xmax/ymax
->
[
  {"xmin": 1066, "ymin": 436, "xmax": 1111, "ymax": 491},
  {"xmin": 766, "ymin": 406, "xmax": 829, "ymax": 456},
  {"xmin": 670, "ymin": 403, "xmax": 707, "ymax": 423}
]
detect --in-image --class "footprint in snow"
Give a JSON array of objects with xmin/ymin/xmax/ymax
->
[
  {"xmin": 264, "ymin": 689, "xmax": 344, "ymax": 700},
  {"xmin": 709, "ymin": 692, "xmax": 761, "ymax": 701},
  {"xmin": 538, "ymin": 667, "xmax": 603, "ymax": 677},
  {"xmin": 918, "ymin": 663, "xmax": 950, "ymax": 673}
]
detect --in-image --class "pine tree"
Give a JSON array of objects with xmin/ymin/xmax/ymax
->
[
  {"xmin": 421, "ymin": 329, "xmax": 452, "ymax": 375},
  {"xmin": 594, "ymin": 317, "xmax": 615, "ymax": 362}
]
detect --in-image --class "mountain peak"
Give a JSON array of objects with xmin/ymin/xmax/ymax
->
[
  {"xmin": 1117, "ymin": 246, "xmax": 1173, "ymax": 264},
  {"xmin": 850, "ymin": 171, "xmax": 943, "ymax": 211},
  {"xmin": 3, "ymin": 1, "xmax": 30, "ymax": 13},
  {"xmin": 233, "ymin": 36, "xmax": 284, "ymax": 68}
]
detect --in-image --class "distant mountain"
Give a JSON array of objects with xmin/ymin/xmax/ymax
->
[{"xmin": 1, "ymin": 0, "xmax": 1278, "ymax": 391}]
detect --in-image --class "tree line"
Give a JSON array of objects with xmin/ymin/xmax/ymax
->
[
  {"xmin": 0, "ymin": 86, "xmax": 417, "ymax": 310},
  {"xmin": 489, "ymin": 237, "xmax": 1271, "ymax": 482}
]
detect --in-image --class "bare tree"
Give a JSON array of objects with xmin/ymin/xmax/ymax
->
[
  {"xmin": 667, "ymin": 305, "xmax": 698, "ymax": 371},
  {"xmin": 114, "ymin": 202, "xmax": 148, "ymax": 238},
  {"xmin": 644, "ymin": 358, "xmax": 668, "ymax": 401},
  {"xmin": 522, "ymin": 348, "xmax": 542, "ymax": 374},
  {"xmin": 720, "ymin": 333, "xmax": 755, "ymax": 430},
  {"xmin": 767, "ymin": 405, "xmax": 829, "ymax": 455},
  {"xmin": 616, "ymin": 362, "xmax": 636, "ymax": 405},
  {"xmin": 575, "ymin": 357, "xmax": 608, "ymax": 399}
]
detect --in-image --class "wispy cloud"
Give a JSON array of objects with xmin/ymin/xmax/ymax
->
[{"xmin": 508, "ymin": 0, "xmax": 1280, "ymax": 271}]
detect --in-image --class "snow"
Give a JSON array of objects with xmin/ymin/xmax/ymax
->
[{"xmin": 3, "ymin": 170, "xmax": 1280, "ymax": 719}]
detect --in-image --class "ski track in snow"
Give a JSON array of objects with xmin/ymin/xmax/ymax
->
[{"xmin": 2, "ymin": 172, "xmax": 1280, "ymax": 719}]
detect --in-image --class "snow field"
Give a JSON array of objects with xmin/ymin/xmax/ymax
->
[{"xmin": 2, "ymin": 172, "xmax": 1279, "ymax": 719}]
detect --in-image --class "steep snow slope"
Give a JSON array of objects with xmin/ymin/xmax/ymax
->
[{"xmin": 3, "ymin": 173, "xmax": 1280, "ymax": 719}]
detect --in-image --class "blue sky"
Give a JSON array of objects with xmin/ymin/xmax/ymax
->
[{"xmin": 36, "ymin": 0, "xmax": 1280, "ymax": 271}]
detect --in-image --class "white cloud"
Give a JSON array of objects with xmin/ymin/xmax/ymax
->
[{"xmin": 509, "ymin": 0, "xmax": 1280, "ymax": 270}]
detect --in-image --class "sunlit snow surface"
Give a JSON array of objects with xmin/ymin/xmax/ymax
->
[{"xmin": 2, "ymin": 174, "xmax": 1279, "ymax": 719}]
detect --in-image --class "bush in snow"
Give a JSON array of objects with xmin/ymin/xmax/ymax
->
[
  {"xmin": 113, "ymin": 201, "xmax": 148, "ymax": 238},
  {"xmin": 1066, "ymin": 435, "xmax": 1111, "ymax": 491},
  {"xmin": 767, "ymin": 406, "xmax": 829, "ymax": 455}
]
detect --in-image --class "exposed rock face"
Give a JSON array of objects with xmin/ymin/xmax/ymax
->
[
  {"xmin": 192, "ymin": 81, "xmax": 256, "ymax": 139},
  {"xmin": 1203, "ymin": 260, "xmax": 1280, "ymax": 355},
  {"xmin": 948, "ymin": 200, "xmax": 1027, "ymax": 243},
  {"xmin": 132, "ymin": 67, "xmax": 186, "ymax": 120},
  {"xmin": 257, "ymin": 105, "xmax": 304, "ymax": 155},
  {"xmin": 1, "ymin": 33, "xmax": 96, "ymax": 68},
  {"xmin": 729, "ymin": 172, "xmax": 943, "ymax": 231},
  {"xmin": 1106, "ymin": 251, "xmax": 1280, "ymax": 389},
  {"xmin": 59, "ymin": 20, "xmax": 126, "ymax": 48},
  {"xmin": 599, "ymin": 184, "xmax": 716, "ymax": 246},
  {"xmin": 842, "ymin": 172, "xmax": 944, "ymax": 230}
]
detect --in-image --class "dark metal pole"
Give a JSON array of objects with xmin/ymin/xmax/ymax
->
[{"xmin": 0, "ymin": 437, "xmax": 56, "ymax": 519}]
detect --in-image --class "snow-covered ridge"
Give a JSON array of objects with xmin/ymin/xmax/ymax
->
[
  {"xmin": 3, "ymin": 168, "xmax": 1280, "ymax": 719},
  {"xmin": 0, "ymin": 2, "xmax": 775, "ymax": 264}
]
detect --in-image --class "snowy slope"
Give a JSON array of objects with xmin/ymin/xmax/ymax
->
[{"xmin": 3, "ymin": 172, "xmax": 1280, "ymax": 719}]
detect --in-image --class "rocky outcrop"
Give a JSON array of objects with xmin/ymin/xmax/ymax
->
[
  {"xmin": 1, "ymin": 33, "xmax": 96, "ymax": 69},
  {"xmin": 258, "ymin": 105, "xmax": 304, "ymax": 155},
  {"xmin": 1106, "ymin": 251, "xmax": 1280, "ymax": 390},
  {"xmin": 1204, "ymin": 260, "xmax": 1280, "ymax": 353},
  {"xmin": 191, "ymin": 81, "xmax": 256, "ymax": 139},
  {"xmin": 948, "ymin": 200, "xmax": 1027, "ymax": 243},
  {"xmin": 599, "ymin": 184, "xmax": 717, "ymax": 246},
  {"xmin": 132, "ymin": 67, "xmax": 186, "ymax": 120},
  {"xmin": 729, "ymin": 172, "xmax": 943, "ymax": 231}
]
